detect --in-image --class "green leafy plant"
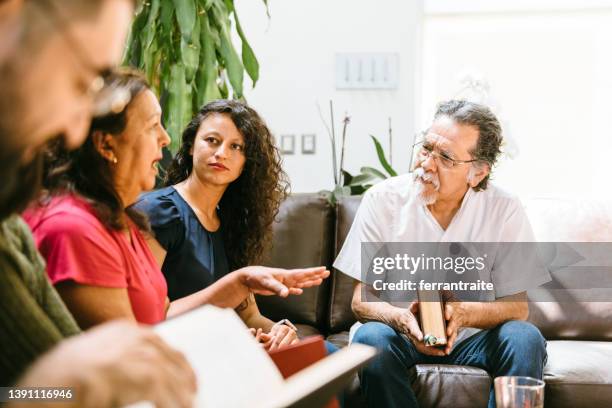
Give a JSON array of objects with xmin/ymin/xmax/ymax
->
[
  {"xmin": 318, "ymin": 101, "xmax": 397, "ymax": 205},
  {"xmin": 122, "ymin": 0, "xmax": 264, "ymax": 151},
  {"xmin": 341, "ymin": 134, "xmax": 397, "ymax": 192}
]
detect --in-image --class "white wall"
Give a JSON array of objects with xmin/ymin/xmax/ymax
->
[
  {"xmin": 425, "ymin": 0, "xmax": 612, "ymax": 14},
  {"xmin": 421, "ymin": 8, "xmax": 612, "ymax": 199},
  {"xmin": 234, "ymin": 0, "xmax": 424, "ymax": 193},
  {"xmin": 234, "ymin": 1, "xmax": 612, "ymax": 199}
]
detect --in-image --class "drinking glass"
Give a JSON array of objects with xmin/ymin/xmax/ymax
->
[{"xmin": 494, "ymin": 376, "xmax": 545, "ymax": 408}]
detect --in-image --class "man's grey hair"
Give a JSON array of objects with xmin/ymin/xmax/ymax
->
[{"xmin": 434, "ymin": 100, "xmax": 503, "ymax": 191}]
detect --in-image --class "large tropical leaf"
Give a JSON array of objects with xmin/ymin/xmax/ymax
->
[
  {"xmin": 173, "ymin": 0, "xmax": 196, "ymax": 41},
  {"xmin": 349, "ymin": 184, "xmax": 370, "ymax": 195},
  {"xmin": 142, "ymin": 41, "xmax": 159, "ymax": 86},
  {"xmin": 349, "ymin": 173, "xmax": 377, "ymax": 186},
  {"xmin": 181, "ymin": 17, "xmax": 200, "ymax": 83},
  {"xmin": 360, "ymin": 166, "xmax": 387, "ymax": 180},
  {"xmin": 341, "ymin": 169, "xmax": 353, "ymax": 186},
  {"xmin": 166, "ymin": 64, "xmax": 192, "ymax": 150},
  {"xmin": 122, "ymin": 4, "xmax": 148, "ymax": 66},
  {"xmin": 370, "ymin": 134, "xmax": 397, "ymax": 177},
  {"xmin": 224, "ymin": 0, "xmax": 259, "ymax": 87},
  {"xmin": 217, "ymin": 28, "xmax": 244, "ymax": 97},
  {"xmin": 196, "ymin": 12, "xmax": 222, "ymax": 106},
  {"xmin": 141, "ymin": 0, "xmax": 160, "ymax": 51},
  {"xmin": 211, "ymin": 3, "xmax": 244, "ymax": 97},
  {"xmin": 159, "ymin": 3, "xmax": 174, "ymax": 34}
]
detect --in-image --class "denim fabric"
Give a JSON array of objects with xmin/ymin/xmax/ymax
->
[
  {"xmin": 352, "ymin": 320, "xmax": 547, "ymax": 408},
  {"xmin": 325, "ymin": 340, "xmax": 339, "ymax": 355}
]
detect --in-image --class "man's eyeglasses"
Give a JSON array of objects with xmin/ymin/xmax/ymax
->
[
  {"xmin": 409, "ymin": 133, "xmax": 479, "ymax": 172},
  {"xmin": 35, "ymin": 0, "xmax": 131, "ymax": 117}
]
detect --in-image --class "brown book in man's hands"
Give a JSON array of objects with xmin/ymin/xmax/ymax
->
[{"xmin": 417, "ymin": 289, "xmax": 447, "ymax": 346}]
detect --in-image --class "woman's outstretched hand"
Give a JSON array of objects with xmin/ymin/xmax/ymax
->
[{"xmin": 238, "ymin": 266, "xmax": 330, "ymax": 297}]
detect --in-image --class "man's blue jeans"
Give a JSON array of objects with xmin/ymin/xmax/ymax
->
[{"xmin": 353, "ymin": 320, "xmax": 547, "ymax": 408}]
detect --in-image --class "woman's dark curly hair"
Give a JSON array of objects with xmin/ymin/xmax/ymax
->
[
  {"xmin": 165, "ymin": 100, "xmax": 289, "ymax": 270},
  {"xmin": 41, "ymin": 68, "xmax": 150, "ymax": 231}
]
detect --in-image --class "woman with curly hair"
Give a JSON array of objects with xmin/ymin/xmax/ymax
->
[{"xmin": 135, "ymin": 99, "xmax": 298, "ymax": 349}]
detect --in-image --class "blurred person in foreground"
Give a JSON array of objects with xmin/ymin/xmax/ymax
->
[{"xmin": 0, "ymin": 2, "xmax": 198, "ymax": 405}]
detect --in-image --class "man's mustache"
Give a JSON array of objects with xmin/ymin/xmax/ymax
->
[{"xmin": 413, "ymin": 167, "xmax": 440, "ymax": 190}]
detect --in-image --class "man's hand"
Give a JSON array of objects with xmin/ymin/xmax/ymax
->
[
  {"xmin": 395, "ymin": 302, "xmax": 445, "ymax": 357},
  {"xmin": 443, "ymin": 299, "xmax": 474, "ymax": 354},
  {"xmin": 16, "ymin": 321, "xmax": 197, "ymax": 408},
  {"xmin": 239, "ymin": 266, "xmax": 330, "ymax": 297}
]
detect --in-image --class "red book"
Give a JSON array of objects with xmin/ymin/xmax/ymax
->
[{"xmin": 268, "ymin": 335, "xmax": 340, "ymax": 408}]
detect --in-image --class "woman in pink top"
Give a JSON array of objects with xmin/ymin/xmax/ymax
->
[{"xmin": 24, "ymin": 69, "xmax": 329, "ymax": 328}]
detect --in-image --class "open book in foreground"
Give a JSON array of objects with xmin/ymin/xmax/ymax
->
[{"xmin": 129, "ymin": 306, "xmax": 376, "ymax": 408}]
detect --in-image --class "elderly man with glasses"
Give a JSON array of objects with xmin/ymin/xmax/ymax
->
[{"xmin": 334, "ymin": 100, "xmax": 550, "ymax": 408}]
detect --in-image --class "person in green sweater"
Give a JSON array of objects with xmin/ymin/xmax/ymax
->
[
  {"xmin": 0, "ymin": 0, "xmax": 136, "ymax": 387},
  {"xmin": 0, "ymin": 1, "xmax": 199, "ymax": 402}
]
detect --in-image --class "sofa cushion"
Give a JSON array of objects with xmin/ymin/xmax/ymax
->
[
  {"xmin": 412, "ymin": 365, "xmax": 490, "ymax": 408},
  {"xmin": 524, "ymin": 198, "xmax": 612, "ymax": 340},
  {"xmin": 294, "ymin": 323, "xmax": 321, "ymax": 339},
  {"xmin": 528, "ymin": 301, "xmax": 612, "ymax": 341},
  {"xmin": 257, "ymin": 194, "xmax": 335, "ymax": 328},
  {"xmin": 525, "ymin": 198, "xmax": 612, "ymax": 242},
  {"xmin": 326, "ymin": 331, "xmax": 351, "ymax": 349},
  {"xmin": 543, "ymin": 340, "xmax": 612, "ymax": 407},
  {"xmin": 329, "ymin": 195, "xmax": 363, "ymax": 332}
]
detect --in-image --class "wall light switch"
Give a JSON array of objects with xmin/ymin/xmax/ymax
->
[
  {"xmin": 280, "ymin": 134, "xmax": 295, "ymax": 155},
  {"xmin": 301, "ymin": 134, "xmax": 316, "ymax": 154}
]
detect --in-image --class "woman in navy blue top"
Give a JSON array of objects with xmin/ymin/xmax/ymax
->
[
  {"xmin": 136, "ymin": 186, "xmax": 229, "ymax": 301},
  {"xmin": 136, "ymin": 100, "xmax": 300, "ymax": 349}
]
